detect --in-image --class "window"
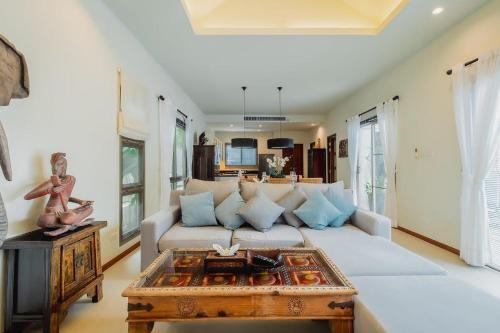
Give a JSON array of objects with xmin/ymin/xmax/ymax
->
[
  {"xmin": 225, "ymin": 143, "xmax": 257, "ymax": 166},
  {"xmin": 120, "ymin": 137, "xmax": 145, "ymax": 245},
  {"xmin": 486, "ymin": 148, "xmax": 500, "ymax": 270},
  {"xmin": 357, "ymin": 119, "xmax": 387, "ymax": 215},
  {"xmin": 171, "ymin": 118, "xmax": 187, "ymax": 190}
]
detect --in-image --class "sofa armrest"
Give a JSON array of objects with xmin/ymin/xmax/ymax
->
[
  {"xmin": 141, "ymin": 205, "xmax": 180, "ymax": 270},
  {"xmin": 351, "ymin": 209, "xmax": 392, "ymax": 240}
]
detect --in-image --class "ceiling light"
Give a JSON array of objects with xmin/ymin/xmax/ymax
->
[
  {"xmin": 267, "ymin": 87, "xmax": 294, "ymax": 149},
  {"xmin": 258, "ymin": 124, "xmax": 262, "ymax": 128},
  {"xmin": 229, "ymin": 124, "xmax": 234, "ymax": 127},
  {"xmin": 231, "ymin": 87, "xmax": 257, "ymax": 149},
  {"xmin": 432, "ymin": 7, "xmax": 444, "ymax": 15}
]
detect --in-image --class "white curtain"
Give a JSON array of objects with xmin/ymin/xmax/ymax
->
[
  {"xmin": 452, "ymin": 49, "xmax": 500, "ymax": 266},
  {"xmin": 185, "ymin": 118, "xmax": 194, "ymax": 180},
  {"xmin": 377, "ymin": 99, "xmax": 399, "ymax": 227},
  {"xmin": 158, "ymin": 98, "xmax": 177, "ymax": 209},
  {"xmin": 347, "ymin": 115, "xmax": 361, "ymax": 204}
]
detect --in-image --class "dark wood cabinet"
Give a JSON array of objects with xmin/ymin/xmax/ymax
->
[
  {"xmin": 308, "ymin": 148, "xmax": 326, "ymax": 182},
  {"xmin": 193, "ymin": 145, "xmax": 215, "ymax": 181},
  {"xmin": 2, "ymin": 221, "xmax": 106, "ymax": 333}
]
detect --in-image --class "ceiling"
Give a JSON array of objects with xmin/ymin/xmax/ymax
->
[
  {"xmin": 103, "ymin": 0, "xmax": 489, "ymax": 115},
  {"xmin": 180, "ymin": 0, "xmax": 408, "ymax": 35}
]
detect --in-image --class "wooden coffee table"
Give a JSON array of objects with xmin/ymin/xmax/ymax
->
[{"xmin": 122, "ymin": 248, "xmax": 357, "ymax": 333}]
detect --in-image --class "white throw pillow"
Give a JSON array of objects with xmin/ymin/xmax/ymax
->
[
  {"xmin": 186, "ymin": 179, "xmax": 239, "ymax": 206},
  {"xmin": 240, "ymin": 182, "xmax": 293, "ymax": 202},
  {"xmin": 296, "ymin": 180, "xmax": 344, "ymax": 199}
]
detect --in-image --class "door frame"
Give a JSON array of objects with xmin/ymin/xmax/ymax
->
[{"xmin": 327, "ymin": 134, "xmax": 337, "ymax": 183}]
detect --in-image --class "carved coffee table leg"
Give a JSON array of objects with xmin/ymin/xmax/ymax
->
[
  {"xmin": 128, "ymin": 321, "xmax": 154, "ymax": 333},
  {"xmin": 329, "ymin": 319, "xmax": 353, "ymax": 333}
]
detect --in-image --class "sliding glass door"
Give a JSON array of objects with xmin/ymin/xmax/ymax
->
[
  {"xmin": 486, "ymin": 149, "xmax": 500, "ymax": 270},
  {"xmin": 357, "ymin": 120, "xmax": 387, "ymax": 215}
]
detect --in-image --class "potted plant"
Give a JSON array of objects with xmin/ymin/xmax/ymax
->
[{"xmin": 266, "ymin": 156, "xmax": 290, "ymax": 182}]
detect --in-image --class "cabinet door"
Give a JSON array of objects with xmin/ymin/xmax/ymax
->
[
  {"xmin": 61, "ymin": 242, "xmax": 79, "ymax": 299},
  {"xmin": 60, "ymin": 235, "xmax": 96, "ymax": 300},
  {"xmin": 78, "ymin": 235, "xmax": 96, "ymax": 283}
]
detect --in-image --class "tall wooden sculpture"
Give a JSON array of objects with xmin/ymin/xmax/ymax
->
[{"xmin": 0, "ymin": 34, "xmax": 30, "ymax": 245}]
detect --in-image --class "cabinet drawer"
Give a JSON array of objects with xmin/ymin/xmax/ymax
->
[{"xmin": 61, "ymin": 235, "xmax": 96, "ymax": 300}]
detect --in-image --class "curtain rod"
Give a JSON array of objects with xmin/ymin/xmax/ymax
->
[
  {"xmin": 446, "ymin": 58, "xmax": 479, "ymax": 75},
  {"xmin": 345, "ymin": 95, "xmax": 399, "ymax": 122},
  {"xmin": 158, "ymin": 95, "xmax": 192, "ymax": 121}
]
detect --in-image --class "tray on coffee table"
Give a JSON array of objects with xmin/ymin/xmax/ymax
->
[{"xmin": 123, "ymin": 247, "xmax": 357, "ymax": 333}]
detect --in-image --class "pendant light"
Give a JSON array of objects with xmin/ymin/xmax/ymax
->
[
  {"xmin": 231, "ymin": 87, "xmax": 257, "ymax": 149},
  {"xmin": 267, "ymin": 86, "xmax": 294, "ymax": 149}
]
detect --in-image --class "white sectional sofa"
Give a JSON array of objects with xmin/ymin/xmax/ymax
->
[{"xmin": 140, "ymin": 179, "xmax": 500, "ymax": 333}]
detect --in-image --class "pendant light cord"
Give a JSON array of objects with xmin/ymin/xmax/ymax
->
[
  {"xmin": 242, "ymin": 86, "xmax": 247, "ymax": 138},
  {"xmin": 278, "ymin": 86, "xmax": 283, "ymax": 137}
]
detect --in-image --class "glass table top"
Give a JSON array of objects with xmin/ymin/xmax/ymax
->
[{"xmin": 124, "ymin": 248, "xmax": 356, "ymax": 296}]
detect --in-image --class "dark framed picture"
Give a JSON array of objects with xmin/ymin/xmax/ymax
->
[{"xmin": 339, "ymin": 139, "xmax": 348, "ymax": 158}]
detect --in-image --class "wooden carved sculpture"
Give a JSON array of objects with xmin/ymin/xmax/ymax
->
[
  {"xmin": 0, "ymin": 34, "xmax": 30, "ymax": 245},
  {"xmin": 24, "ymin": 153, "xmax": 94, "ymax": 236}
]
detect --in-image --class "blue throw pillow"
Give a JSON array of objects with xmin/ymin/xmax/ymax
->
[
  {"xmin": 180, "ymin": 192, "xmax": 218, "ymax": 227},
  {"xmin": 215, "ymin": 191, "xmax": 245, "ymax": 230},
  {"xmin": 324, "ymin": 188, "xmax": 357, "ymax": 227},
  {"xmin": 293, "ymin": 190, "xmax": 342, "ymax": 230}
]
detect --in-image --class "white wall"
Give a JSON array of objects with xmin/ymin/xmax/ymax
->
[
  {"xmin": 0, "ymin": 0, "xmax": 205, "ymax": 324},
  {"xmin": 311, "ymin": 0, "xmax": 500, "ymax": 248},
  {"xmin": 214, "ymin": 130, "xmax": 311, "ymax": 175}
]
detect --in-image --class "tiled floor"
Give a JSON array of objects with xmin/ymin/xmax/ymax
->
[{"xmin": 34, "ymin": 229, "xmax": 500, "ymax": 333}]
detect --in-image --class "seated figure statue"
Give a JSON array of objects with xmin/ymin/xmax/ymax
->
[{"xmin": 24, "ymin": 152, "xmax": 94, "ymax": 236}]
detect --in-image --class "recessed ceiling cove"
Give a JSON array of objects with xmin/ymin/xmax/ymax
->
[{"xmin": 181, "ymin": 0, "xmax": 409, "ymax": 35}]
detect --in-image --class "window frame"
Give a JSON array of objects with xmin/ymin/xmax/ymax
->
[
  {"xmin": 224, "ymin": 143, "xmax": 258, "ymax": 167},
  {"xmin": 170, "ymin": 117, "xmax": 187, "ymax": 190},
  {"xmin": 119, "ymin": 136, "xmax": 145, "ymax": 246}
]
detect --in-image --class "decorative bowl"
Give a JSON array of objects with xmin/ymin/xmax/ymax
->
[{"xmin": 247, "ymin": 249, "xmax": 284, "ymax": 272}]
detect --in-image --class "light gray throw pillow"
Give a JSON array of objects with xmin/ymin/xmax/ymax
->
[
  {"xmin": 180, "ymin": 192, "xmax": 218, "ymax": 227},
  {"xmin": 215, "ymin": 191, "xmax": 246, "ymax": 230},
  {"xmin": 277, "ymin": 188, "xmax": 308, "ymax": 228},
  {"xmin": 238, "ymin": 190, "xmax": 285, "ymax": 232}
]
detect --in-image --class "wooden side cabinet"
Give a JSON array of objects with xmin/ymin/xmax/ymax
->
[
  {"xmin": 193, "ymin": 145, "xmax": 215, "ymax": 181},
  {"xmin": 2, "ymin": 221, "xmax": 107, "ymax": 333}
]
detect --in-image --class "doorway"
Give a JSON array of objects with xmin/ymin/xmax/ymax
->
[
  {"xmin": 282, "ymin": 144, "xmax": 304, "ymax": 177},
  {"xmin": 327, "ymin": 134, "xmax": 337, "ymax": 183}
]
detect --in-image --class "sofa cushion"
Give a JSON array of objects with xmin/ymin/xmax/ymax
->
[
  {"xmin": 351, "ymin": 276, "xmax": 500, "ymax": 333},
  {"xmin": 276, "ymin": 188, "xmax": 308, "ymax": 228},
  {"xmin": 293, "ymin": 190, "xmax": 342, "ymax": 230},
  {"xmin": 232, "ymin": 224, "xmax": 304, "ymax": 248},
  {"xmin": 296, "ymin": 180, "xmax": 344, "ymax": 199},
  {"xmin": 324, "ymin": 187, "xmax": 357, "ymax": 227},
  {"xmin": 158, "ymin": 223, "xmax": 232, "ymax": 251},
  {"xmin": 215, "ymin": 191, "xmax": 246, "ymax": 230},
  {"xmin": 300, "ymin": 226, "xmax": 447, "ymax": 276},
  {"xmin": 240, "ymin": 182, "xmax": 293, "ymax": 202},
  {"xmin": 185, "ymin": 179, "xmax": 238, "ymax": 207},
  {"xmin": 180, "ymin": 192, "xmax": 218, "ymax": 227},
  {"xmin": 238, "ymin": 190, "xmax": 285, "ymax": 232}
]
